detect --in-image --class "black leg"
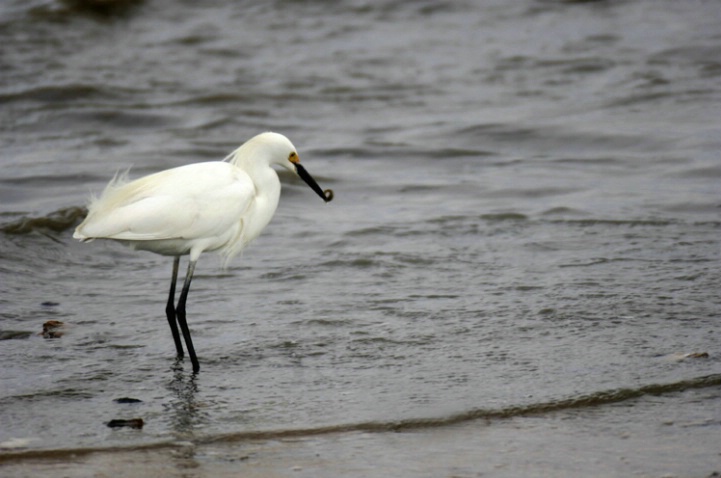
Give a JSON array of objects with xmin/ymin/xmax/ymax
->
[
  {"xmin": 176, "ymin": 259, "xmax": 200, "ymax": 373},
  {"xmin": 165, "ymin": 256, "xmax": 184, "ymax": 358}
]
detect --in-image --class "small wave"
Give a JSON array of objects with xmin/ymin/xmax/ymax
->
[
  {"xmin": 1, "ymin": 207, "xmax": 86, "ymax": 235},
  {"xmin": 0, "ymin": 84, "xmax": 133, "ymax": 104},
  {"xmin": 142, "ymin": 373, "xmax": 721, "ymax": 438},
  {"xmin": 2, "ymin": 374, "xmax": 718, "ymax": 461},
  {"xmin": 31, "ymin": 0, "xmax": 144, "ymax": 18},
  {"xmin": 540, "ymin": 206, "xmax": 587, "ymax": 216},
  {"xmin": 550, "ymin": 218, "xmax": 675, "ymax": 227},
  {"xmin": 480, "ymin": 212, "xmax": 528, "ymax": 222},
  {"xmin": 57, "ymin": 110, "xmax": 180, "ymax": 129}
]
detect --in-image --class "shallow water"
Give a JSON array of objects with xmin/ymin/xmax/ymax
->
[{"xmin": 1, "ymin": 0, "xmax": 720, "ymax": 475}]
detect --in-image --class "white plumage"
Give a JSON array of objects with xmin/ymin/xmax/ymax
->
[{"xmin": 74, "ymin": 132, "xmax": 333, "ymax": 372}]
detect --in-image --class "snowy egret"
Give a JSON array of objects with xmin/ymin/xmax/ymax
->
[{"xmin": 74, "ymin": 132, "xmax": 333, "ymax": 373}]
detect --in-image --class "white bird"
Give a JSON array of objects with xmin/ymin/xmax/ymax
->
[{"xmin": 74, "ymin": 132, "xmax": 333, "ymax": 373}]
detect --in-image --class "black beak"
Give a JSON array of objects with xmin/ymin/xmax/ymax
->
[{"xmin": 296, "ymin": 163, "xmax": 333, "ymax": 202}]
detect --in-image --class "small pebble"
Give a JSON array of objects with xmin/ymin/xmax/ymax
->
[
  {"xmin": 107, "ymin": 418, "xmax": 144, "ymax": 429},
  {"xmin": 114, "ymin": 397, "xmax": 143, "ymax": 404},
  {"xmin": 40, "ymin": 320, "xmax": 65, "ymax": 339}
]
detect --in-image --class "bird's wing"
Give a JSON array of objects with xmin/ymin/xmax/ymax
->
[{"xmin": 76, "ymin": 162, "xmax": 256, "ymax": 241}]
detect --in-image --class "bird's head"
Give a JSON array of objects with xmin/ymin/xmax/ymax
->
[{"xmin": 250, "ymin": 132, "xmax": 333, "ymax": 203}]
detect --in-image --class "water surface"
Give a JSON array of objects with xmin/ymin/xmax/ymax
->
[{"xmin": 1, "ymin": 0, "xmax": 720, "ymax": 475}]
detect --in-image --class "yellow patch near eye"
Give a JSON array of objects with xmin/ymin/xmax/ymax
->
[{"xmin": 289, "ymin": 151, "xmax": 300, "ymax": 163}]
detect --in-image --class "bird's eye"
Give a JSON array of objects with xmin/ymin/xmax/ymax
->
[{"xmin": 289, "ymin": 152, "xmax": 299, "ymax": 163}]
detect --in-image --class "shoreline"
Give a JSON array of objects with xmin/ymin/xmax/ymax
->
[{"xmin": 2, "ymin": 385, "xmax": 719, "ymax": 478}]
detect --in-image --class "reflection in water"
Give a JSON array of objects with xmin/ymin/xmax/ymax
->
[{"xmin": 165, "ymin": 362, "xmax": 203, "ymax": 438}]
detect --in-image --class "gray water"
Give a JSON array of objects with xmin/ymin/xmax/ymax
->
[{"xmin": 1, "ymin": 0, "xmax": 720, "ymax": 475}]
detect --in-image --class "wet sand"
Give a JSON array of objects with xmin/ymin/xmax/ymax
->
[{"xmin": 2, "ymin": 388, "xmax": 719, "ymax": 478}]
